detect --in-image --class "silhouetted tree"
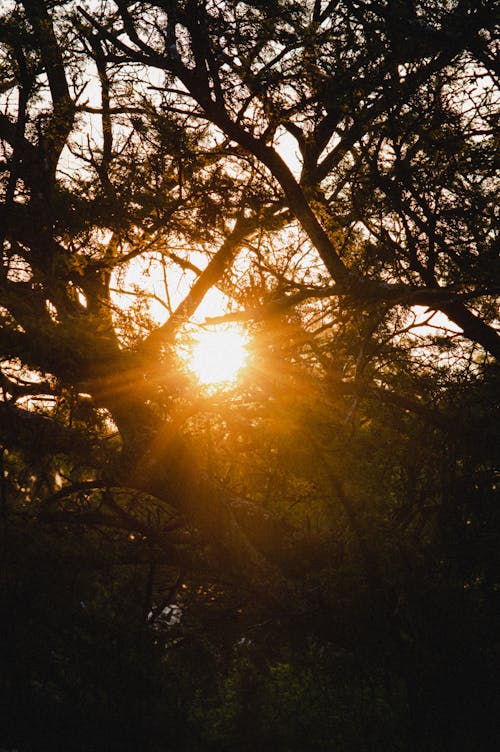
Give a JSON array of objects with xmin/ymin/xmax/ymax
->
[{"xmin": 1, "ymin": 1, "xmax": 498, "ymax": 749}]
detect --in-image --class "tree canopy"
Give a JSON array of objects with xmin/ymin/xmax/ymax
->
[{"xmin": 1, "ymin": 1, "xmax": 499, "ymax": 750}]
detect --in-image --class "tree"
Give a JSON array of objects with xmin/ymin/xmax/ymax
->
[{"xmin": 1, "ymin": 1, "xmax": 499, "ymax": 749}]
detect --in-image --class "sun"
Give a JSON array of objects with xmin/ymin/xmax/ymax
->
[{"xmin": 187, "ymin": 325, "xmax": 248, "ymax": 387}]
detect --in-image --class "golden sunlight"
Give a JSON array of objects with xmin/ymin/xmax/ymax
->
[{"xmin": 188, "ymin": 325, "xmax": 248, "ymax": 387}]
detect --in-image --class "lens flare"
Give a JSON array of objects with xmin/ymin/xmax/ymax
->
[{"xmin": 188, "ymin": 326, "xmax": 248, "ymax": 386}]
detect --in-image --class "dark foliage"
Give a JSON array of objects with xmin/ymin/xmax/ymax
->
[{"xmin": 1, "ymin": 1, "xmax": 499, "ymax": 749}]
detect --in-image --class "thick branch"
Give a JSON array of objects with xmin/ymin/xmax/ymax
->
[
  {"xmin": 140, "ymin": 216, "xmax": 256, "ymax": 353},
  {"xmin": 22, "ymin": 0, "xmax": 75, "ymax": 165}
]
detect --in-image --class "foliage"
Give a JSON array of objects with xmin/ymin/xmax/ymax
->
[{"xmin": 1, "ymin": 0, "xmax": 499, "ymax": 749}]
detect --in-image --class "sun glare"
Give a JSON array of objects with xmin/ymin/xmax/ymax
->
[{"xmin": 188, "ymin": 326, "xmax": 248, "ymax": 387}]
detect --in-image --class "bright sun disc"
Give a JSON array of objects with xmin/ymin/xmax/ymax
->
[{"xmin": 188, "ymin": 326, "xmax": 248, "ymax": 386}]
